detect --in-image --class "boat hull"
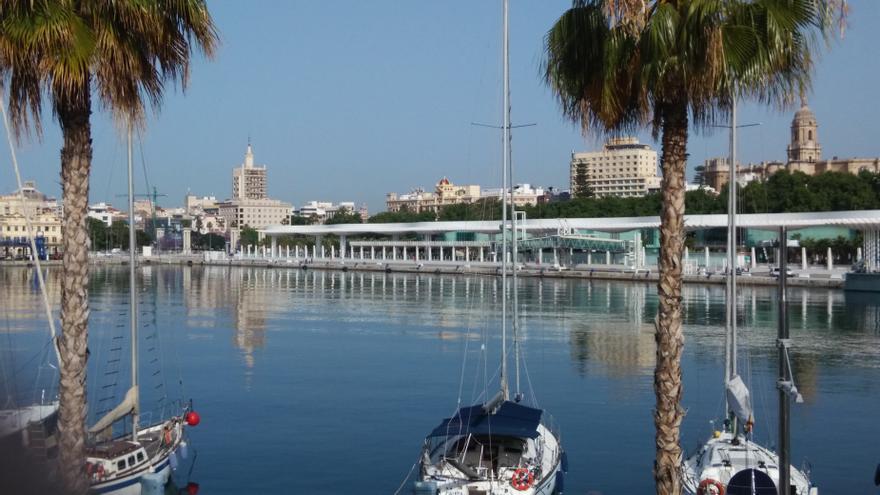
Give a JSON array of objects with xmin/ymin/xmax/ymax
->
[
  {"xmin": 90, "ymin": 455, "xmax": 171, "ymax": 495},
  {"xmin": 88, "ymin": 419, "xmax": 184, "ymax": 495},
  {"xmin": 418, "ymin": 421, "xmax": 563, "ymax": 495},
  {"xmin": 416, "ymin": 462, "xmax": 560, "ymax": 495},
  {"xmin": 683, "ymin": 433, "xmax": 816, "ymax": 495}
]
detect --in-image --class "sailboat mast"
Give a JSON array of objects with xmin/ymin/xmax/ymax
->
[
  {"xmin": 499, "ymin": 0, "xmax": 510, "ymax": 401},
  {"xmin": 504, "ymin": 0, "xmax": 521, "ymax": 400},
  {"xmin": 730, "ymin": 99, "xmax": 738, "ymax": 379},
  {"xmin": 777, "ymin": 225, "xmax": 791, "ymax": 494},
  {"xmin": 127, "ymin": 123, "xmax": 139, "ymax": 440},
  {"xmin": 723, "ymin": 98, "xmax": 739, "ymax": 424}
]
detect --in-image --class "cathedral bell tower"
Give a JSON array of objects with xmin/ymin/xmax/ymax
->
[{"xmin": 786, "ymin": 95, "xmax": 821, "ymax": 172}]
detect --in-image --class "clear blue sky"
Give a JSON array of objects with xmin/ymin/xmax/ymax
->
[{"xmin": 2, "ymin": 0, "xmax": 878, "ymax": 213}]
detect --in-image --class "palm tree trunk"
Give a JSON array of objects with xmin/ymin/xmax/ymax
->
[
  {"xmin": 56, "ymin": 82, "xmax": 93, "ymax": 495},
  {"xmin": 654, "ymin": 102, "xmax": 688, "ymax": 495}
]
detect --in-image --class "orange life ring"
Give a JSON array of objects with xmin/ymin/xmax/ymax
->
[
  {"xmin": 697, "ymin": 478, "xmax": 725, "ymax": 495},
  {"xmin": 510, "ymin": 467, "xmax": 534, "ymax": 491}
]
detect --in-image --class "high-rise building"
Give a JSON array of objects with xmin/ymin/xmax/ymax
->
[
  {"xmin": 218, "ymin": 144, "xmax": 292, "ymax": 231},
  {"xmin": 570, "ymin": 137, "xmax": 660, "ymax": 198},
  {"xmin": 232, "ymin": 144, "xmax": 267, "ymax": 200}
]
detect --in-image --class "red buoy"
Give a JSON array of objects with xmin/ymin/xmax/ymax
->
[
  {"xmin": 185, "ymin": 411, "xmax": 201, "ymax": 426},
  {"xmin": 185, "ymin": 482, "xmax": 200, "ymax": 495}
]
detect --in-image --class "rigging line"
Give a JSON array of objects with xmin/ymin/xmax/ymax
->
[
  {"xmin": 0, "ymin": 94, "xmax": 61, "ymax": 368},
  {"xmin": 3, "ymin": 299, "xmax": 19, "ymax": 408},
  {"xmin": 520, "ymin": 344, "xmax": 539, "ymax": 409},
  {"xmin": 392, "ymin": 457, "xmax": 420, "ymax": 495}
]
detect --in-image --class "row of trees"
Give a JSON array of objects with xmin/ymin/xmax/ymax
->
[
  {"xmin": 560, "ymin": 169, "xmax": 880, "ymax": 218},
  {"xmin": 362, "ymin": 170, "xmax": 878, "ymax": 224},
  {"xmin": 86, "ymin": 218, "xmax": 152, "ymax": 251}
]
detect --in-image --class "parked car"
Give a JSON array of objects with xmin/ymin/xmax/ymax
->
[{"xmin": 769, "ymin": 266, "xmax": 795, "ymax": 278}]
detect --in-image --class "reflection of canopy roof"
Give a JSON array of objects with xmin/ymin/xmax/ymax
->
[{"xmin": 428, "ymin": 401, "xmax": 542, "ymax": 439}]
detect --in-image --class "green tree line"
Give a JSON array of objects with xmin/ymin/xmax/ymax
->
[
  {"xmin": 87, "ymin": 218, "xmax": 152, "ymax": 251},
  {"xmin": 233, "ymin": 170, "xmax": 879, "ymax": 246}
]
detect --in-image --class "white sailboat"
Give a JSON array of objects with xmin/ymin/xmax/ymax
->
[
  {"xmin": 413, "ymin": 2, "xmax": 565, "ymax": 494},
  {"xmin": 84, "ymin": 124, "xmax": 200, "ymax": 495},
  {"xmin": 682, "ymin": 102, "xmax": 816, "ymax": 495}
]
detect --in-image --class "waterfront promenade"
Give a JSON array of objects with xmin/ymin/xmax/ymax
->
[
  {"xmin": 4, "ymin": 252, "xmax": 845, "ymax": 288},
  {"xmin": 0, "ymin": 250, "xmax": 852, "ymax": 288}
]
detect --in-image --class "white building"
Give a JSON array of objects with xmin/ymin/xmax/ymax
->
[
  {"xmin": 481, "ymin": 183, "xmax": 546, "ymax": 207},
  {"xmin": 570, "ymin": 137, "xmax": 660, "ymax": 198},
  {"xmin": 184, "ymin": 194, "xmax": 218, "ymax": 215},
  {"xmin": 88, "ymin": 202, "xmax": 116, "ymax": 226},
  {"xmin": 296, "ymin": 201, "xmax": 360, "ymax": 223}
]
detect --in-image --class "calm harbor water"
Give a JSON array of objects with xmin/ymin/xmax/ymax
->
[{"xmin": 2, "ymin": 265, "xmax": 879, "ymax": 494}]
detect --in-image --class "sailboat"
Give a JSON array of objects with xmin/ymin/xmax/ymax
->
[
  {"xmin": 682, "ymin": 102, "xmax": 816, "ymax": 495},
  {"xmin": 84, "ymin": 124, "xmax": 200, "ymax": 495},
  {"xmin": 412, "ymin": 2, "xmax": 565, "ymax": 494}
]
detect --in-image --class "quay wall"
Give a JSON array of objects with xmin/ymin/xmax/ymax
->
[{"xmin": 0, "ymin": 255, "xmax": 845, "ymax": 289}]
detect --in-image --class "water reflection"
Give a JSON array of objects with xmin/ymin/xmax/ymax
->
[
  {"xmin": 2, "ymin": 266, "xmax": 880, "ymax": 493},
  {"xmin": 4, "ymin": 266, "xmax": 880, "ymax": 383}
]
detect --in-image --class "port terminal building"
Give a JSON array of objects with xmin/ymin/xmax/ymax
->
[{"xmin": 253, "ymin": 210, "xmax": 880, "ymax": 275}]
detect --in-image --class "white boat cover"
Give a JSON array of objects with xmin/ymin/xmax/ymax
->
[
  {"xmin": 89, "ymin": 386, "xmax": 139, "ymax": 434},
  {"xmin": 726, "ymin": 375, "xmax": 753, "ymax": 426},
  {"xmin": 0, "ymin": 403, "xmax": 59, "ymax": 438}
]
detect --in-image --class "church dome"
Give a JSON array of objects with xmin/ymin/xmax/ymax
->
[{"xmin": 793, "ymin": 104, "xmax": 815, "ymax": 122}]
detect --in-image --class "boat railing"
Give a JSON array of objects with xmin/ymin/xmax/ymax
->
[
  {"xmin": 542, "ymin": 411, "xmax": 562, "ymax": 447},
  {"xmin": 139, "ymin": 410, "xmax": 153, "ymax": 429}
]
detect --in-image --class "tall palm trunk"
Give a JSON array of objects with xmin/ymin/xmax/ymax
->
[
  {"xmin": 654, "ymin": 102, "xmax": 688, "ymax": 495},
  {"xmin": 56, "ymin": 81, "xmax": 93, "ymax": 495}
]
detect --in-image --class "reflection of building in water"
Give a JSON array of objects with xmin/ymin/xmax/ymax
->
[
  {"xmin": 0, "ymin": 268, "xmax": 61, "ymax": 328},
  {"xmin": 181, "ymin": 266, "xmax": 267, "ymax": 369},
  {"xmin": 233, "ymin": 272, "xmax": 267, "ymax": 370},
  {"xmin": 568, "ymin": 283, "xmax": 653, "ymax": 376},
  {"xmin": 569, "ymin": 321, "xmax": 655, "ymax": 377}
]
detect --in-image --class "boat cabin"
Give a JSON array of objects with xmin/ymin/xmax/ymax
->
[
  {"xmin": 86, "ymin": 440, "xmax": 150, "ymax": 480},
  {"xmin": 442, "ymin": 433, "xmax": 533, "ymax": 477}
]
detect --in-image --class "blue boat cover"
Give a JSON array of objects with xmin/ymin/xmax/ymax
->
[{"xmin": 428, "ymin": 401, "xmax": 543, "ymax": 439}]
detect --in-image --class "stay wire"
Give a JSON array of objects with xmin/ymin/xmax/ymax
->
[{"xmin": 0, "ymin": 92, "xmax": 62, "ymax": 371}]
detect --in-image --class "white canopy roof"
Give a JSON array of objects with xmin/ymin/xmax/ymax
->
[{"xmin": 260, "ymin": 210, "xmax": 880, "ymax": 236}]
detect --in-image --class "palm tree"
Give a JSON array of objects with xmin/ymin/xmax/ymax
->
[
  {"xmin": 0, "ymin": 1, "xmax": 216, "ymax": 492},
  {"xmin": 544, "ymin": 1, "xmax": 842, "ymax": 493}
]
